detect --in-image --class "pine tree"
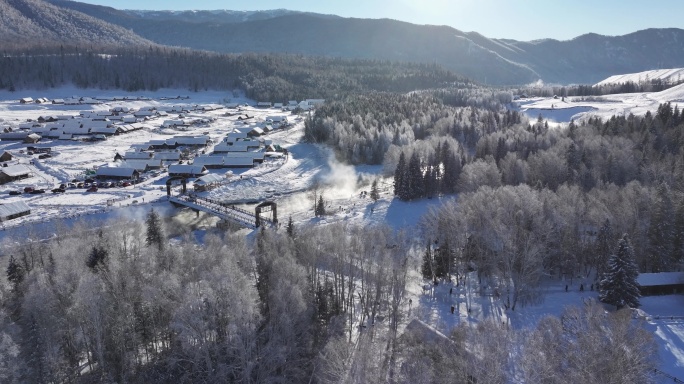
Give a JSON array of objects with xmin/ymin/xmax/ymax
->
[
  {"xmin": 423, "ymin": 165, "xmax": 437, "ymax": 199},
  {"xmin": 647, "ymin": 183, "xmax": 674, "ymax": 272},
  {"xmin": 442, "ymin": 150, "xmax": 461, "ymax": 194},
  {"xmin": 421, "ymin": 241, "xmax": 434, "ymax": 280},
  {"xmin": 394, "ymin": 152, "xmax": 408, "ymax": 199},
  {"xmin": 599, "ymin": 234, "xmax": 641, "ymax": 309},
  {"xmin": 434, "ymin": 240, "xmax": 452, "ymax": 279},
  {"xmin": 408, "ymin": 152, "xmax": 424, "ymax": 200},
  {"xmin": 370, "ymin": 179, "xmax": 380, "ymax": 202},
  {"xmin": 286, "ymin": 216, "xmax": 295, "ymax": 238},
  {"xmin": 6, "ymin": 255, "xmax": 24, "ymax": 292},
  {"xmin": 595, "ymin": 218, "xmax": 614, "ymax": 278},
  {"xmin": 315, "ymin": 195, "xmax": 326, "ymax": 217},
  {"xmin": 86, "ymin": 245, "xmax": 108, "ymax": 272},
  {"xmin": 672, "ymin": 198, "xmax": 684, "ymax": 264},
  {"xmin": 145, "ymin": 208, "xmax": 164, "ymax": 251}
]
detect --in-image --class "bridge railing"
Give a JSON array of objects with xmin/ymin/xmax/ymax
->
[{"xmin": 171, "ymin": 195, "xmax": 275, "ymax": 228}]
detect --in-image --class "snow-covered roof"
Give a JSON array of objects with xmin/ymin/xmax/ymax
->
[
  {"xmin": 168, "ymin": 164, "xmax": 208, "ymax": 175},
  {"xmin": 89, "ymin": 127, "xmax": 120, "ymax": 135},
  {"xmin": 193, "ymin": 156, "xmax": 225, "ymax": 166},
  {"xmin": 173, "ymin": 136, "xmax": 210, "ymax": 146},
  {"xmin": 96, "ymin": 167, "xmax": 138, "ymax": 178},
  {"xmin": 152, "ymin": 152, "xmax": 181, "ymax": 161},
  {"xmin": 194, "ymin": 173, "xmax": 223, "ymax": 185},
  {"xmin": 223, "ymin": 157, "xmax": 254, "ymax": 167},
  {"xmin": 124, "ymin": 151, "xmax": 153, "ymax": 159},
  {"xmin": 0, "ymin": 132, "xmax": 30, "ymax": 140},
  {"xmin": 221, "ymin": 152, "xmax": 264, "ymax": 160},
  {"xmin": 121, "ymin": 159, "xmax": 161, "ymax": 171},
  {"xmin": 227, "ymin": 132, "xmax": 248, "ymax": 140},
  {"xmin": 637, "ymin": 272, "xmax": 684, "ymax": 287},
  {"xmin": 1, "ymin": 164, "xmax": 31, "ymax": 177},
  {"xmin": 249, "ymin": 127, "xmax": 264, "ymax": 136},
  {"xmin": 0, "ymin": 201, "xmax": 30, "ymax": 219}
]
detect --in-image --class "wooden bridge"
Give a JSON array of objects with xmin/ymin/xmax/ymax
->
[{"xmin": 169, "ymin": 194, "xmax": 276, "ymax": 229}]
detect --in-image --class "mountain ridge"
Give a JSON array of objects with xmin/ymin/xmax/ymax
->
[
  {"xmin": 0, "ymin": 0, "xmax": 153, "ymax": 47},
  {"xmin": 17, "ymin": 0, "xmax": 684, "ymax": 85}
]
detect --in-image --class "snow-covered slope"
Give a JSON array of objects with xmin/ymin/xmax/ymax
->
[
  {"xmin": 516, "ymin": 82, "xmax": 684, "ymax": 125},
  {"xmin": 596, "ymin": 68, "xmax": 684, "ymax": 86}
]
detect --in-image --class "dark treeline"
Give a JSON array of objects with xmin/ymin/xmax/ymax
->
[
  {"xmin": 519, "ymin": 77, "xmax": 684, "ymax": 98},
  {"xmin": 0, "ymin": 214, "xmax": 657, "ymax": 383},
  {"xmin": 0, "ymin": 45, "xmax": 467, "ymax": 102}
]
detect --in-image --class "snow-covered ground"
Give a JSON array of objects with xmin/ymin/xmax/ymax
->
[
  {"xmin": 596, "ymin": 67, "xmax": 684, "ymax": 87},
  {"xmin": 408, "ymin": 273, "xmax": 684, "ymax": 383},
  {"xmin": 515, "ymin": 82, "xmax": 684, "ymax": 125}
]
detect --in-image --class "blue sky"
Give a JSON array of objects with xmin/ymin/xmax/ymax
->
[{"xmin": 79, "ymin": 0, "xmax": 684, "ymax": 41}]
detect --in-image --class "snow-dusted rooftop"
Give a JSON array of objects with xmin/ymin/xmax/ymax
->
[
  {"xmin": 637, "ymin": 272, "xmax": 684, "ymax": 287},
  {"xmin": 0, "ymin": 201, "xmax": 30, "ymax": 219}
]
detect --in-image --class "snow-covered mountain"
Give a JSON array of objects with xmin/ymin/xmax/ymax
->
[
  {"xmin": 122, "ymin": 9, "xmax": 339, "ymax": 24},
  {"xmin": 12, "ymin": 0, "xmax": 684, "ymax": 85},
  {"xmin": 0, "ymin": 0, "xmax": 153, "ymax": 46}
]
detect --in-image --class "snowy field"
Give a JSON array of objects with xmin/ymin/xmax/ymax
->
[
  {"xmin": 515, "ymin": 82, "xmax": 684, "ymax": 125},
  {"xmin": 595, "ymin": 68, "xmax": 684, "ymax": 87},
  {"xmin": 0, "ymin": 86, "xmax": 682, "ymax": 381}
]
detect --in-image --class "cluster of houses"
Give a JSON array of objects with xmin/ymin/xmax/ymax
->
[
  {"xmin": 95, "ymin": 122, "xmax": 287, "ymax": 185},
  {"xmin": 1, "ymin": 102, "xmax": 226, "ymax": 144},
  {"xmin": 250, "ymin": 99, "xmax": 325, "ymax": 111},
  {"xmin": 97, "ymin": 135, "xmax": 213, "ymax": 181}
]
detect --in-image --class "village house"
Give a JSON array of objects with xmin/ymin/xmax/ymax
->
[
  {"xmin": 193, "ymin": 173, "xmax": 224, "ymax": 192},
  {"xmin": 0, "ymin": 132, "xmax": 41, "ymax": 143},
  {"xmin": 123, "ymin": 151, "xmax": 154, "ymax": 160},
  {"xmin": 173, "ymin": 136, "xmax": 212, "ymax": 148},
  {"xmin": 0, "ymin": 201, "xmax": 31, "ymax": 222},
  {"xmin": 153, "ymin": 152, "xmax": 182, "ymax": 163},
  {"xmin": 120, "ymin": 159, "xmax": 163, "ymax": 173},
  {"xmin": 194, "ymin": 155, "xmax": 255, "ymax": 169},
  {"xmin": 637, "ymin": 272, "xmax": 684, "ymax": 296},
  {"xmin": 0, "ymin": 164, "xmax": 31, "ymax": 184},
  {"xmin": 168, "ymin": 164, "xmax": 208, "ymax": 178},
  {"xmin": 95, "ymin": 166, "xmax": 140, "ymax": 181},
  {"xmin": 0, "ymin": 151, "xmax": 13, "ymax": 162}
]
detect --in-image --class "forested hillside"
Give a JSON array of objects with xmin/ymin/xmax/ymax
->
[
  {"xmin": 0, "ymin": 0, "xmax": 152, "ymax": 47},
  {"xmin": 44, "ymin": 1, "xmax": 684, "ymax": 85},
  {"xmin": 0, "ymin": 212, "xmax": 657, "ymax": 383},
  {"xmin": 0, "ymin": 46, "xmax": 468, "ymax": 101},
  {"xmin": 308, "ymin": 88, "xmax": 684, "ymax": 311}
]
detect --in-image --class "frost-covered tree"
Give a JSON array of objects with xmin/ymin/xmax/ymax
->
[
  {"xmin": 647, "ymin": 183, "xmax": 674, "ymax": 272},
  {"xmin": 595, "ymin": 218, "xmax": 614, "ymax": 278},
  {"xmin": 599, "ymin": 234, "xmax": 641, "ymax": 309},
  {"xmin": 522, "ymin": 301, "xmax": 657, "ymax": 383}
]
